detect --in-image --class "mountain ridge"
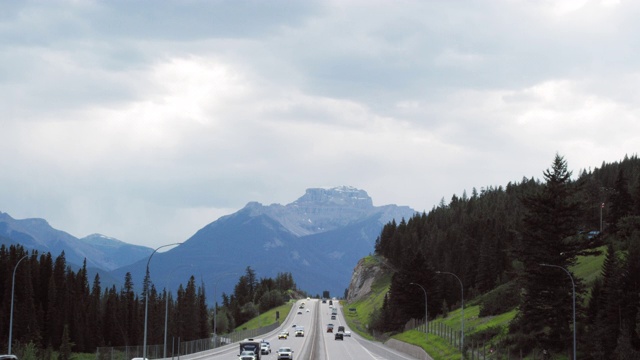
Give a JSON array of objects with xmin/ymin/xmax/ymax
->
[{"xmin": 2, "ymin": 186, "xmax": 415, "ymax": 301}]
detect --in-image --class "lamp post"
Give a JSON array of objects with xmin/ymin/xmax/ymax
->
[
  {"xmin": 8, "ymin": 254, "xmax": 29, "ymax": 354},
  {"xmin": 540, "ymin": 264, "xmax": 576, "ymax": 360},
  {"xmin": 600, "ymin": 202, "xmax": 604, "ymax": 233},
  {"xmin": 409, "ymin": 282, "xmax": 428, "ymax": 341},
  {"xmin": 143, "ymin": 243, "xmax": 182, "ymax": 360},
  {"xmin": 436, "ymin": 271, "xmax": 464, "ymax": 355}
]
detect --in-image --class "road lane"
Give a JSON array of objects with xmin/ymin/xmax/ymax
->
[{"xmin": 184, "ymin": 298, "xmax": 420, "ymax": 360}]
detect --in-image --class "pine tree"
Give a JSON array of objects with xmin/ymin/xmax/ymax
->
[
  {"xmin": 509, "ymin": 154, "xmax": 584, "ymax": 354},
  {"xmin": 620, "ymin": 234, "xmax": 640, "ymax": 349},
  {"xmin": 609, "ymin": 168, "xmax": 633, "ymax": 233},
  {"xmin": 58, "ymin": 324, "xmax": 73, "ymax": 360},
  {"xmin": 590, "ymin": 243, "xmax": 623, "ymax": 357}
]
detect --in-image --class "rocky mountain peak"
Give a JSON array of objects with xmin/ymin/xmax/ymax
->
[
  {"xmin": 293, "ymin": 186, "xmax": 373, "ymax": 208},
  {"xmin": 238, "ymin": 186, "xmax": 414, "ymax": 237}
]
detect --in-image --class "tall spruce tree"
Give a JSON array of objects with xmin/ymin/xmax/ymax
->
[
  {"xmin": 589, "ymin": 243, "xmax": 623, "ymax": 358},
  {"xmin": 609, "ymin": 169, "xmax": 633, "ymax": 233},
  {"xmin": 509, "ymin": 154, "xmax": 584, "ymax": 354}
]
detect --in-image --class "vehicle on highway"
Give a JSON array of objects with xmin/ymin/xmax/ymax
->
[
  {"xmin": 331, "ymin": 315, "xmax": 336, "ymax": 320},
  {"xmin": 306, "ymin": 308, "xmax": 310, "ymax": 312},
  {"xmin": 238, "ymin": 350, "xmax": 257, "ymax": 360},
  {"xmin": 239, "ymin": 339, "xmax": 262, "ymax": 360},
  {"xmin": 277, "ymin": 347, "xmax": 294, "ymax": 360},
  {"xmin": 344, "ymin": 330, "xmax": 351, "ymax": 337},
  {"xmin": 295, "ymin": 326, "xmax": 304, "ymax": 337},
  {"xmin": 260, "ymin": 342, "xmax": 271, "ymax": 355},
  {"xmin": 327, "ymin": 324, "xmax": 334, "ymax": 333},
  {"xmin": 338, "ymin": 326, "xmax": 345, "ymax": 332},
  {"xmin": 297, "ymin": 310, "xmax": 302, "ymax": 314},
  {"xmin": 278, "ymin": 331, "xmax": 288, "ymax": 339},
  {"xmin": 335, "ymin": 332, "xmax": 343, "ymax": 340}
]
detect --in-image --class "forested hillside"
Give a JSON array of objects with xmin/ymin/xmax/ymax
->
[
  {"xmin": 370, "ymin": 154, "xmax": 640, "ymax": 358},
  {"xmin": 0, "ymin": 247, "xmax": 297, "ymax": 358}
]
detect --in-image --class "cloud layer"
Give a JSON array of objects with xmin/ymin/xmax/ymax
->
[{"xmin": 1, "ymin": 0, "xmax": 638, "ymax": 247}]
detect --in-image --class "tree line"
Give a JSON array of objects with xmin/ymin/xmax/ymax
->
[
  {"xmin": 370, "ymin": 154, "xmax": 640, "ymax": 358},
  {"xmin": 0, "ymin": 246, "xmax": 297, "ymax": 358}
]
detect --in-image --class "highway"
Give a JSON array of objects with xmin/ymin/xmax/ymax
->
[{"xmin": 184, "ymin": 299, "xmax": 419, "ymax": 360}]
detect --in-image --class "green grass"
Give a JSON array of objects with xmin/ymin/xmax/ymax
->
[
  {"xmin": 572, "ymin": 245, "xmax": 606, "ymax": 286},
  {"xmin": 394, "ymin": 330, "xmax": 460, "ymax": 360},
  {"xmin": 235, "ymin": 301, "xmax": 295, "ymax": 331},
  {"xmin": 72, "ymin": 353, "xmax": 95, "ymax": 360}
]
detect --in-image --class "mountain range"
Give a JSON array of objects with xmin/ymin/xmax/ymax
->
[{"xmin": 1, "ymin": 186, "xmax": 416, "ymax": 302}]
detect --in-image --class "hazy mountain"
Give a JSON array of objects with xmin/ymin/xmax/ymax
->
[
  {"xmin": 109, "ymin": 186, "xmax": 416, "ymax": 302},
  {"xmin": 0, "ymin": 212, "xmax": 153, "ymax": 271}
]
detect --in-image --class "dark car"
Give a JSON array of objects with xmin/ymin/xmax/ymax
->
[
  {"xmin": 337, "ymin": 326, "xmax": 345, "ymax": 332},
  {"xmin": 335, "ymin": 332, "xmax": 343, "ymax": 340},
  {"xmin": 327, "ymin": 324, "xmax": 334, "ymax": 333}
]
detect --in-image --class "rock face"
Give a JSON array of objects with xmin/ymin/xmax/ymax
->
[
  {"xmin": 245, "ymin": 186, "xmax": 414, "ymax": 236},
  {"xmin": 347, "ymin": 257, "xmax": 386, "ymax": 303}
]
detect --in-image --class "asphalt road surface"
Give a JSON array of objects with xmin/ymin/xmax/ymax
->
[{"xmin": 180, "ymin": 299, "xmax": 419, "ymax": 360}]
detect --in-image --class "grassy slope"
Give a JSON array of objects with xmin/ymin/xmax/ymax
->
[
  {"xmin": 235, "ymin": 300, "xmax": 296, "ymax": 331},
  {"xmin": 344, "ymin": 257, "xmax": 393, "ymax": 340},
  {"xmin": 345, "ymin": 247, "xmax": 607, "ymax": 360}
]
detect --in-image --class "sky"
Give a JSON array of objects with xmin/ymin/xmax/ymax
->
[{"xmin": 1, "ymin": 0, "xmax": 638, "ymax": 248}]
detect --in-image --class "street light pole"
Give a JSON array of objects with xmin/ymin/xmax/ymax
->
[
  {"xmin": 8, "ymin": 254, "xmax": 29, "ymax": 355},
  {"xmin": 600, "ymin": 202, "xmax": 604, "ymax": 233},
  {"xmin": 409, "ymin": 282, "xmax": 428, "ymax": 341},
  {"xmin": 143, "ymin": 243, "xmax": 182, "ymax": 360},
  {"xmin": 436, "ymin": 271, "xmax": 464, "ymax": 356},
  {"xmin": 540, "ymin": 264, "xmax": 576, "ymax": 360}
]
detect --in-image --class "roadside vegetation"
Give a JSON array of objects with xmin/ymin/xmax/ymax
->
[
  {"xmin": 235, "ymin": 300, "xmax": 296, "ymax": 331},
  {"xmin": 346, "ymin": 243, "xmax": 610, "ymax": 360},
  {"xmin": 346, "ymin": 154, "xmax": 640, "ymax": 359}
]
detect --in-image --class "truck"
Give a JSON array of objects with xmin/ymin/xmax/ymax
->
[{"xmin": 239, "ymin": 338, "xmax": 262, "ymax": 360}]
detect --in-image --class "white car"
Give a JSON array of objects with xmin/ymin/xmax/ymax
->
[
  {"xmin": 260, "ymin": 342, "xmax": 271, "ymax": 355},
  {"xmin": 306, "ymin": 308, "xmax": 310, "ymax": 312},
  {"xmin": 277, "ymin": 346, "xmax": 294, "ymax": 360},
  {"xmin": 344, "ymin": 330, "xmax": 351, "ymax": 337}
]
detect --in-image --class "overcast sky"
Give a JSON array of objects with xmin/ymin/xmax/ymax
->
[{"xmin": 1, "ymin": 0, "xmax": 638, "ymax": 248}]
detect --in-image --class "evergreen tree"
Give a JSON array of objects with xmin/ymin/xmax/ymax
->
[
  {"xmin": 590, "ymin": 244, "xmax": 623, "ymax": 357},
  {"xmin": 620, "ymin": 234, "xmax": 640, "ymax": 349},
  {"xmin": 58, "ymin": 324, "xmax": 73, "ymax": 360},
  {"xmin": 609, "ymin": 169, "xmax": 633, "ymax": 233},
  {"xmin": 87, "ymin": 273, "xmax": 103, "ymax": 348},
  {"xmin": 509, "ymin": 154, "xmax": 584, "ymax": 354}
]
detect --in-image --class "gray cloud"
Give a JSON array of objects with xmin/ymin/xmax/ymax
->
[{"xmin": 1, "ymin": 0, "xmax": 638, "ymax": 247}]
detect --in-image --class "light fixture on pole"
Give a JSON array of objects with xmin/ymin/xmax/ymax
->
[
  {"xmin": 143, "ymin": 243, "xmax": 182, "ymax": 360},
  {"xmin": 540, "ymin": 263, "xmax": 576, "ymax": 360},
  {"xmin": 409, "ymin": 282, "xmax": 428, "ymax": 341},
  {"xmin": 8, "ymin": 254, "xmax": 29, "ymax": 355},
  {"xmin": 436, "ymin": 271, "xmax": 464, "ymax": 355}
]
